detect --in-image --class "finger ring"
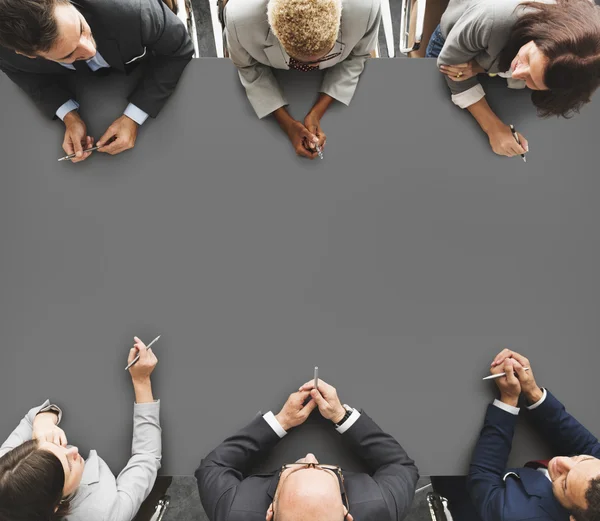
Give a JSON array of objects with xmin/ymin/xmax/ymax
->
[{"xmin": 456, "ymin": 72, "xmax": 463, "ymax": 78}]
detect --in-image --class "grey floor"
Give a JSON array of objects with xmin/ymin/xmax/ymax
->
[
  {"xmin": 151, "ymin": 1, "xmax": 428, "ymax": 518},
  {"xmin": 142, "ymin": 476, "xmax": 434, "ymax": 521},
  {"xmin": 191, "ymin": 0, "xmax": 405, "ymax": 58}
]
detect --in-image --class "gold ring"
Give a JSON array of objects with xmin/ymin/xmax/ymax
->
[{"xmin": 456, "ymin": 72, "xmax": 463, "ymax": 78}]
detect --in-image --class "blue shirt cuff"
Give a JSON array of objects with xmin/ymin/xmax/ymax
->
[
  {"xmin": 123, "ymin": 103, "xmax": 149, "ymax": 125},
  {"xmin": 56, "ymin": 99, "xmax": 80, "ymax": 121}
]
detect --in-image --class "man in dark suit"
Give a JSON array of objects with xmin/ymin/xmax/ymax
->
[
  {"xmin": 469, "ymin": 349, "xmax": 600, "ymax": 521},
  {"xmin": 0, "ymin": 0, "xmax": 193, "ymax": 161},
  {"xmin": 196, "ymin": 379, "xmax": 419, "ymax": 521}
]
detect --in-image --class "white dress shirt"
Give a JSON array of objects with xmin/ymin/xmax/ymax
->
[
  {"xmin": 56, "ymin": 51, "xmax": 149, "ymax": 125},
  {"xmin": 263, "ymin": 406, "xmax": 361, "ymax": 438}
]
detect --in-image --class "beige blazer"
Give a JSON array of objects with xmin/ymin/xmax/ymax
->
[
  {"xmin": 224, "ymin": 0, "xmax": 381, "ymax": 118},
  {"xmin": 0, "ymin": 400, "xmax": 162, "ymax": 521}
]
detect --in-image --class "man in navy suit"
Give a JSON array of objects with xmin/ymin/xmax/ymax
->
[{"xmin": 468, "ymin": 349, "xmax": 600, "ymax": 521}]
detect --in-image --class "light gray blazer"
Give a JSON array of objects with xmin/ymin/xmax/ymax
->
[
  {"xmin": 437, "ymin": 0, "xmax": 554, "ymax": 107},
  {"xmin": 0, "ymin": 400, "xmax": 162, "ymax": 521},
  {"xmin": 224, "ymin": 0, "xmax": 381, "ymax": 118}
]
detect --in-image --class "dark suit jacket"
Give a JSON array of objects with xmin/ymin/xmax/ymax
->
[
  {"xmin": 467, "ymin": 391, "xmax": 600, "ymax": 521},
  {"xmin": 196, "ymin": 411, "xmax": 419, "ymax": 521},
  {"xmin": 0, "ymin": 0, "xmax": 194, "ymax": 119}
]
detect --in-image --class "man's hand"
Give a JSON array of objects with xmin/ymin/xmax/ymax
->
[
  {"xmin": 439, "ymin": 60, "xmax": 483, "ymax": 82},
  {"xmin": 304, "ymin": 113, "xmax": 326, "ymax": 150},
  {"xmin": 63, "ymin": 111, "xmax": 94, "ymax": 163},
  {"xmin": 487, "ymin": 123, "xmax": 528, "ymax": 157},
  {"xmin": 97, "ymin": 115, "xmax": 139, "ymax": 155},
  {"xmin": 285, "ymin": 120, "xmax": 319, "ymax": 159},
  {"xmin": 275, "ymin": 391, "xmax": 317, "ymax": 431},
  {"xmin": 299, "ymin": 379, "xmax": 346, "ymax": 423},
  {"xmin": 33, "ymin": 411, "xmax": 67, "ymax": 446},
  {"xmin": 492, "ymin": 349, "xmax": 542, "ymax": 404},
  {"xmin": 491, "ymin": 359, "xmax": 522, "ymax": 407}
]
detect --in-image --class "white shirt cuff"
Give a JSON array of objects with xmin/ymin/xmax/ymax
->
[
  {"xmin": 493, "ymin": 399, "xmax": 520, "ymax": 415},
  {"xmin": 263, "ymin": 411, "xmax": 287, "ymax": 438},
  {"xmin": 123, "ymin": 103, "xmax": 149, "ymax": 125},
  {"xmin": 451, "ymin": 84, "xmax": 486, "ymax": 109},
  {"xmin": 526, "ymin": 388, "xmax": 547, "ymax": 410},
  {"xmin": 336, "ymin": 408, "xmax": 361, "ymax": 434},
  {"xmin": 56, "ymin": 99, "xmax": 80, "ymax": 121}
]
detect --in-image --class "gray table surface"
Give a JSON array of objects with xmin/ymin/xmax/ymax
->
[{"xmin": 0, "ymin": 59, "xmax": 599, "ymax": 477}]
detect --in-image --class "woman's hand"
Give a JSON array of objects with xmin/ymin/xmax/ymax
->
[
  {"xmin": 439, "ymin": 60, "xmax": 483, "ymax": 81},
  {"xmin": 33, "ymin": 412, "xmax": 67, "ymax": 446},
  {"xmin": 487, "ymin": 123, "xmax": 529, "ymax": 157},
  {"xmin": 128, "ymin": 336, "xmax": 158, "ymax": 403}
]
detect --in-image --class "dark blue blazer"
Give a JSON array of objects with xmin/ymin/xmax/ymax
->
[{"xmin": 467, "ymin": 391, "xmax": 600, "ymax": 521}]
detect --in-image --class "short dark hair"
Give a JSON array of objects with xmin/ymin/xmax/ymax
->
[
  {"xmin": 0, "ymin": 0, "xmax": 70, "ymax": 55},
  {"xmin": 498, "ymin": 0, "xmax": 600, "ymax": 118},
  {"xmin": 571, "ymin": 477, "xmax": 600, "ymax": 521},
  {"xmin": 0, "ymin": 439, "xmax": 71, "ymax": 521}
]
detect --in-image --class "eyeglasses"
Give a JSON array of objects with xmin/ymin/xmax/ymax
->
[
  {"xmin": 273, "ymin": 463, "xmax": 350, "ymax": 519},
  {"xmin": 287, "ymin": 52, "xmax": 343, "ymax": 71}
]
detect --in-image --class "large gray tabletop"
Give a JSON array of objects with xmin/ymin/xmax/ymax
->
[{"xmin": 1, "ymin": 59, "xmax": 599, "ymax": 477}]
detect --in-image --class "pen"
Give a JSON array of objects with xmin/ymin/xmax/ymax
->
[
  {"xmin": 483, "ymin": 367, "xmax": 530, "ymax": 380},
  {"xmin": 58, "ymin": 145, "xmax": 103, "ymax": 162},
  {"xmin": 315, "ymin": 144, "xmax": 324, "ymax": 160},
  {"xmin": 125, "ymin": 335, "xmax": 161, "ymax": 370},
  {"xmin": 509, "ymin": 124, "xmax": 527, "ymax": 163},
  {"xmin": 314, "ymin": 366, "xmax": 319, "ymax": 390}
]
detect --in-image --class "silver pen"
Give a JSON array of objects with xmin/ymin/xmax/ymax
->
[
  {"xmin": 509, "ymin": 125, "xmax": 527, "ymax": 163},
  {"xmin": 125, "ymin": 335, "xmax": 161, "ymax": 370},
  {"xmin": 314, "ymin": 366, "xmax": 319, "ymax": 390},
  {"xmin": 483, "ymin": 367, "xmax": 530, "ymax": 380},
  {"xmin": 58, "ymin": 145, "xmax": 103, "ymax": 162},
  {"xmin": 315, "ymin": 144, "xmax": 324, "ymax": 160},
  {"xmin": 150, "ymin": 496, "xmax": 170, "ymax": 521}
]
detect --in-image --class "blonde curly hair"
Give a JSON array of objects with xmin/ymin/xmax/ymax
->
[{"xmin": 267, "ymin": 0, "xmax": 342, "ymax": 59}]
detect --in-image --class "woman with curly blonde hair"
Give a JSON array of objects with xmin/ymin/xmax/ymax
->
[{"xmin": 222, "ymin": 0, "xmax": 381, "ymax": 159}]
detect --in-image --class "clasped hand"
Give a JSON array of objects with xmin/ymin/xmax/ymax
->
[
  {"xmin": 489, "ymin": 349, "xmax": 543, "ymax": 407},
  {"xmin": 275, "ymin": 379, "xmax": 346, "ymax": 431}
]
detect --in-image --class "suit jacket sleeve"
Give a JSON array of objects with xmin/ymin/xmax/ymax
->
[
  {"xmin": 195, "ymin": 414, "xmax": 281, "ymax": 521},
  {"xmin": 225, "ymin": 12, "xmax": 287, "ymax": 119},
  {"xmin": 106, "ymin": 401, "xmax": 162, "ymax": 521},
  {"xmin": 126, "ymin": 0, "xmax": 194, "ymax": 118},
  {"xmin": 526, "ymin": 390, "xmax": 600, "ymax": 458},
  {"xmin": 320, "ymin": 0, "xmax": 381, "ymax": 106},
  {"xmin": 342, "ymin": 411, "xmax": 419, "ymax": 521},
  {"xmin": 466, "ymin": 404, "xmax": 519, "ymax": 521},
  {"xmin": 0, "ymin": 60, "xmax": 73, "ymax": 120},
  {"xmin": 0, "ymin": 400, "xmax": 63, "ymax": 458},
  {"xmin": 436, "ymin": 6, "xmax": 493, "ymax": 98}
]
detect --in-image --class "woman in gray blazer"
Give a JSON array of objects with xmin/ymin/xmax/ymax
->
[
  {"xmin": 426, "ymin": 0, "xmax": 600, "ymax": 157},
  {"xmin": 0, "ymin": 337, "xmax": 161, "ymax": 521}
]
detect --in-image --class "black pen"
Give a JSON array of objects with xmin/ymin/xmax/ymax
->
[{"xmin": 509, "ymin": 125, "xmax": 527, "ymax": 163}]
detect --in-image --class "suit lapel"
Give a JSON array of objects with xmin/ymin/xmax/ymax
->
[
  {"xmin": 263, "ymin": 28, "xmax": 289, "ymax": 69},
  {"xmin": 71, "ymin": 450, "xmax": 101, "ymax": 508},
  {"xmin": 78, "ymin": 4, "xmax": 126, "ymax": 72},
  {"xmin": 267, "ymin": 473, "xmax": 280, "ymax": 499},
  {"xmin": 513, "ymin": 468, "xmax": 570, "ymax": 521}
]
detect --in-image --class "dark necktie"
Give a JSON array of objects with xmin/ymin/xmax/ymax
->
[
  {"xmin": 288, "ymin": 57, "xmax": 318, "ymax": 72},
  {"xmin": 72, "ymin": 59, "xmax": 92, "ymax": 75},
  {"xmin": 525, "ymin": 460, "xmax": 551, "ymax": 470}
]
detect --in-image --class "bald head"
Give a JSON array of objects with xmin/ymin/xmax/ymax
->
[{"xmin": 269, "ymin": 455, "xmax": 350, "ymax": 521}]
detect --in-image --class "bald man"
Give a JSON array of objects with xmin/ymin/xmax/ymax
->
[{"xmin": 196, "ymin": 379, "xmax": 419, "ymax": 521}]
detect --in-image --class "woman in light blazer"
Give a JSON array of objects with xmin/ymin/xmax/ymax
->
[
  {"xmin": 0, "ymin": 338, "xmax": 161, "ymax": 521},
  {"xmin": 426, "ymin": 0, "xmax": 600, "ymax": 157},
  {"xmin": 223, "ymin": 0, "xmax": 381, "ymax": 159}
]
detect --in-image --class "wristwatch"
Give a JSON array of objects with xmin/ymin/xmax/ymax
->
[{"xmin": 335, "ymin": 404, "xmax": 354, "ymax": 427}]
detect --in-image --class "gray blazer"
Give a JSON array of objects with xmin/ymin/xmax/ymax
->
[
  {"xmin": 0, "ymin": 400, "xmax": 162, "ymax": 521},
  {"xmin": 224, "ymin": 0, "xmax": 381, "ymax": 118},
  {"xmin": 437, "ymin": 0, "xmax": 554, "ymax": 107}
]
